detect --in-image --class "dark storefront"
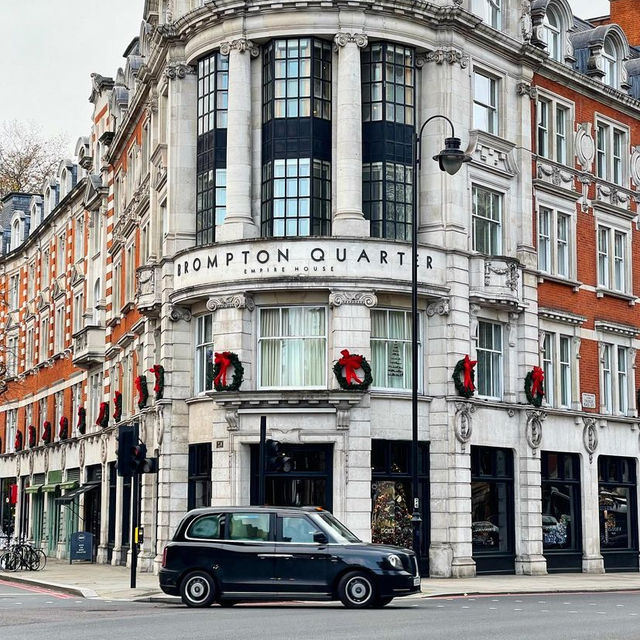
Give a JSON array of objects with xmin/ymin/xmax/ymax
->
[
  {"xmin": 541, "ymin": 451, "xmax": 582, "ymax": 572},
  {"xmin": 598, "ymin": 455, "xmax": 639, "ymax": 572},
  {"xmin": 250, "ymin": 443, "xmax": 333, "ymax": 511},
  {"xmin": 471, "ymin": 446, "xmax": 515, "ymax": 574},
  {"xmin": 84, "ymin": 465, "xmax": 102, "ymax": 559},
  {"xmin": 371, "ymin": 439, "xmax": 429, "ymax": 572}
]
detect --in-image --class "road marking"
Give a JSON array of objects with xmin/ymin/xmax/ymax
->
[
  {"xmin": 514, "ymin": 608, "xmax": 522, "ymax": 611},
  {"xmin": 616, "ymin": 604, "xmax": 624, "ymax": 607},
  {"xmin": 489, "ymin": 607, "xmax": 497, "ymax": 610},
  {"xmin": 0, "ymin": 580, "xmax": 72, "ymax": 599},
  {"xmin": 540, "ymin": 610, "xmax": 549, "ymax": 613},
  {"xmin": 461, "ymin": 606, "xmax": 470, "ymax": 609}
]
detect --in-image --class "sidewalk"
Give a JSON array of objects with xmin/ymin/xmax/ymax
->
[{"xmin": 2, "ymin": 560, "xmax": 640, "ymax": 601}]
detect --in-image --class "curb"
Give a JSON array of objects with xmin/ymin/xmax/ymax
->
[{"xmin": 0, "ymin": 573, "xmax": 98, "ymax": 599}]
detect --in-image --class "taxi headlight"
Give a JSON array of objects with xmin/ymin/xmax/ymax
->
[{"xmin": 387, "ymin": 554, "xmax": 402, "ymax": 570}]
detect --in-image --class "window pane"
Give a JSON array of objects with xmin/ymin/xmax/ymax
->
[{"xmin": 228, "ymin": 513, "xmax": 271, "ymax": 541}]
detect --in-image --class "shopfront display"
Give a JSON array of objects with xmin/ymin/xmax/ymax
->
[
  {"xmin": 370, "ymin": 440, "xmax": 429, "ymax": 571},
  {"xmin": 471, "ymin": 446, "xmax": 515, "ymax": 574},
  {"xmin": 251, "ymin": 444, "xmax": 333, "ymax": 511},
  {"xmin": 598, "ymin": 456, "xmax": 638, "ymax": 572},
  {"xmin": 541, "ymin": 451, "xmax": 581, "ymax": 572}
]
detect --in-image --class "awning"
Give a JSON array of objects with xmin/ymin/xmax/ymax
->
[
  {"xmin": 59, "ymin": 481, "xmax": 78, "ymax": 491},
  {"xmin": 55, "ymin": 481, "xmax": 100, "ymax": 504},
  {"xmin": 41, "ymin": 483, "xmax": 60, "ymax": 493},
  {"xmin": 25, "ymin": 484, "xmax": 43, "ymax": 494}
]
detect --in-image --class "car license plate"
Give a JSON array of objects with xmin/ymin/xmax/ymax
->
[{"xmin": 413, "ymin": 576, "xmax": 421, "ymax": 586}]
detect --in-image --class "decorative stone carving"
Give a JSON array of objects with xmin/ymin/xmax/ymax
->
[
  {"xmin": 484, "ymin": 259, "xmax": 519, "ymax": 291},
  {"xmin": 575, "ymin": 123, "xmax": 595, "ymax": 171},
  {"xmin": 426, "ymin": 299, "xmax": 450, "ymax": 317},
  {"xmin": 470, "ymin": 304, "xmax": 481, "ymax": 342},
  {"xmin": 631, "ymin": 146, "xmax": 640, "ymax": 188},
  {"xmin": 28, "ymin": 450, "xmax": 34, "ymax": 475},
  {"xmin": 100, "ymin": 434, "xmax": 108, "ymax": 463},
  {"xmin": 225, "ymin": 409, "xmax": 239, "ymax": 431},
  {"xmin": 454, "ymin": 401, "xmax": 475, "ymax": 450},
  {"xmin": 333, "ymin": 32, "xmax": 368, "ymax": 50},
  {"xmin": 60, "ymin": 447, "xmax": 66, "ymax": 470},
  {"xmin": 164, "ymin": 62, "xmax": 195, "ymax": 80},
  {"xmin": 507, "ymin": 312, "xmax": 519, "ymax": 348},
  {"xmin": 525, "ymin": 409, "xmax": 546, "ymax": 451},
  {"xmin": 219, "ymin": 39, "xmax": 259, "ymax": 57},
  {"xmin": 328, "ymin": 291, "xmax": 378, "ymax": 308},
  {"xmin": 156, "ymin": 406, "xmax": 164, "ymax": 446},
  {"xmin": 516, "ymin": 82, "xmax": 537, "ymax": 100},
  {"xmin": 536, "ymin": 162, "xmax": 574, "ymax": 189},
  {"xmin": 206, "ymin": 294, "xmax": 255, "ymax": 312},
  {"xmin": 43, "ymin": 448, "xmax": 49, "ymax": 473},
  {"xmin": 595, "ymin": 183, "xmax": 631, "ymax": 210},
  {"xmin": 583, "ymin": 417, "xmax": 598, "ymax": 463},
  {"xmin": 79, "ymin": 440, "xmax": 85, "ymax": 468},
  {"xmin": 520, "ymin": 0, "xmax": 533, "ymax": 42},
  {"xmin": 573, "ymin": 336, "xmax": 582, "ymax": 360},
  {"xmin": 16, "ymin": 455, "xmax": 20, "ymax": 477},
  {"xmin": 336, "ymin": 402, "xmax": 352, "ymax": 430},
  {"xmin": 424, "ymin": 48, "xmax": 469, "ymax": 68},
  {"xmin": 168, "ymin": 305, "xmax": 192, "ymax": 323}
]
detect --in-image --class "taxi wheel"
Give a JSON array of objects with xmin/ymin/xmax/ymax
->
[
  {"xmin": 373, "ymin": 596, "xmax": 393, "ymax": 608},
  {"xmin": 180, "ymin": 571, "xmax": 216, "ymax": 608},
  {"xmin": 219, "ymin": 600, "xmax": 238, "ymax": 607},
  {"xmin": 337, "ymin": 571, "xmax": 376, "ymax": 608}
]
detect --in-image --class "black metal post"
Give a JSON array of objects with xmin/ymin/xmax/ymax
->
[
  {"xmin": 258, "ymin": 415, "xmax": 266, "ymax": 505},
  {"xmin": 130, "ymin": 471, "xmax": 139, "ymax": 589}
]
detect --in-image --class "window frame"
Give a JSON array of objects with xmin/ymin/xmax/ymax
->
[
  {"xmin": 257, "ymin": 306, "xmax": 328, "ymax": 390},
  {"xmin": 537, "ymin": 204, "xmax": 574, "ymax": 280},
  {"xmin": 596, "ymin": 118, "xmax": 628, "ymax": 187},
  {"xmin": 541, "ymin": 330, "xmax": 573, "ymax": 409},
  {"xmin": 194, "ymin": 313, "xmax": 215, "ymax": 394},
  {"xmin": 471, "ymin": 0, "xmax": 501, "ymax": 29},
  {"xmin": 472, "ymin": 183, "xmax": 503, "ymax": 256},
  {"xmin": 476, "ymin": 320, "xmax": 503, "ymax": 400},
  {"xmin": 599, "ymin": 340, "xmax": 633, "ymax": 416},
  {"xmin": 473, "ymin": 69, "xmax": 499, "ymax": 135},
  {"xmin": 596, "ymin": 218, "xmax": 631, "ymax": 295},
  {"xmin": 536, "ymin": 92, "xmax": 573, "ymax": 165}
]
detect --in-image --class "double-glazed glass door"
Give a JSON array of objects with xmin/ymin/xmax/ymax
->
[
  {"xmin": 471, "ymin": 446, "xmax": 515, "ymax": 574},
  {"xmin": 598, "ymin": 456, "xmax": 638, "ymax": 571},
  {"xmin": 541, "ymin": 451, "xmax": 582, "ymax": 572}
]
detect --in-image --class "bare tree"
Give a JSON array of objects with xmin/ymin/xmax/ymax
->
[{"xmin": 0, "ymin": 120, "xmax": 67, "ymax": 199}]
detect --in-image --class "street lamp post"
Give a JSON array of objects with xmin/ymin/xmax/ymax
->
[{"xmin": 410, "ymin": 115, "xmax": 470, "ymax": 560}]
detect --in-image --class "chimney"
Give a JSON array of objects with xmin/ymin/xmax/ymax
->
[{"xmin": 609, "ymin": 0, "xmax": 640, "ymax": 47}]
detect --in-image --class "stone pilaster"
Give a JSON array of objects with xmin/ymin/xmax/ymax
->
[
  {"xmin": 217, "ymin": 39, "xmax": 259, "ymax": 241},
  {"xmin": 110, "ymin": 473, "xmax": 125, "ymax": 565},
  {"xmin": 581, "ymin": 451, "xmax": 605, "ymax": 573},
  {"xmin": 332, "ymin": 33, "xmax": 369, "ymax": 237}
]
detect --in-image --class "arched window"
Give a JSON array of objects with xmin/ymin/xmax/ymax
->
[
  {"xmin": 602, "ymin": 37, "xmax": 618, "ymax": 88},
  {"xmin": 11, "ymin": 219, "xmax": 20, "ymax": 249},
  {"xmin": 93, "ymin": 278, "xmax": 102, "ymax": 325},
  {"xmin": 543, "ymin": 7, "xmax": 562, "ymax": 62}
]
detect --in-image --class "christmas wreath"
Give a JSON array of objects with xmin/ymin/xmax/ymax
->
[
  {"xmin": 525, "ymin": 366, "xmax": 545, "ymax": 407},
  {"xmin": 42, "ymin": 421, "xmax": 52, "ymax": 445},
  {"xmin": 28, "ymin": 425, "xmax": 37, "ymax": 448},
  {"xmin": 135, "ymin": 375, "xmax": 149, "ymax": 409},
  {"xmin": 333, "ymin": 349, "xmax": 373, "ymax": 391},
  {"xmin": 149, "ymin": 364, "xmax": 165, "ymax": 400},
  {"xmin": 213, "ymin": 351, "xmax": 244, "ymax": 392},
  {"xmin": 96, "ymin": 402, "xmax": 109, "ymax": 429},
  {"xmin": 59, "ymin": 416, "xmax": 69, "ymax": 440},
  {"xmin": 14, "ymin": 430, "xmax": 23, "ymax": 452},
  {"xmin": 77, "ymin": 407, "xmax": 86, "ymax": 435},
  {"xmin": 452, "ymin": 355, "xmax": 477, "ymax": 398},
  {"xmin": 113, "ymin": 391, "xmax": 123, "ymax": 422}
]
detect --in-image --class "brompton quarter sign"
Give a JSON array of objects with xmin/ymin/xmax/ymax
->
[{"xmin": 173, "ymin": 239, "xmax": 445, "ymax": 290}]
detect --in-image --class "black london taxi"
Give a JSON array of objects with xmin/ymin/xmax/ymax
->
[{"xmin": 159, "ymin": 506, "xmax": 420, "ymax": 608}]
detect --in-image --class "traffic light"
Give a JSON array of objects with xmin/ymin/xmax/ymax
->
[
  {"xmin": 117, "ymin": 424, "xmax": 137, "ymax": 477},
  {"xmin": 132, "ymin": 443, "xmax": 147, "ymax": 474},
  {"xmin": 265, "ymin": 439, "xmax": 292, "ymax": 473}
]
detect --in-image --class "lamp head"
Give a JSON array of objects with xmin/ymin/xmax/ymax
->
[{"xmin": 433, "ymin": 137, "xmax": 472, "ymax": 175}]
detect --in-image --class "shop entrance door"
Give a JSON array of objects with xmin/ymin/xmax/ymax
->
[
  {"xmin": 471, "ymin": 446, "xmax": 515, "ymax": 574},
  {"xmin": 250, "ymin": 444, "xmax": 333, "ymax": 511},
  {"xmin": 598, "ymin": 456, "xmax": 639, "ymax": 572}
]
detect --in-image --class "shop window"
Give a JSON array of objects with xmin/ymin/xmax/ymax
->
[{"xmin": 188, "ymin": 443, "xmax": 212, "ymax": 510}]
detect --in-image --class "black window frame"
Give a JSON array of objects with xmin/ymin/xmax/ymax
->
[
  {"xmin": 188, "ymin": 442, "xmax": 212, "ymax": 511},
  {"xmin": 261, "ymin": 37, "xmax": 332, "ymax": 238},
  {"xmin": 196, "ymin": 52, "xmax": 229, "ymax": 246}
]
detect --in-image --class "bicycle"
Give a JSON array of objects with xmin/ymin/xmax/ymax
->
[{"xmin": 0, "ymin": 539, "xmax": 46, "ymax": 571}]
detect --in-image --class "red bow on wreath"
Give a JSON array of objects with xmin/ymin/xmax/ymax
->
[
  {"xmin": 531, "ymin": 366, "xmax": 545, "ymax": 398},
  {"xmin": 463, "ymin": 355, "xmax": 477, "ymax": 392},
  {"xmin": 214, "ymin": 352, "xmax": 232, "ymax": 388},
  {"xmin": 338, "ymin": 349, "xmax": 363, "ymax": 385}
]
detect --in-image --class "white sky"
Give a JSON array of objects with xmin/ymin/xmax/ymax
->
[{"xmin": 0, "ymin": 0, "xmax": 618, "ymax": 156}]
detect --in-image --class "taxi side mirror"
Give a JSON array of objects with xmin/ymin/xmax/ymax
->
[{"xmin": 313, "ymin": 532, "xmax": 328, "ymax": 545}]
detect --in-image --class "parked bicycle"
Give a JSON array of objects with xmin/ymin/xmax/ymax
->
[{"xmin": 0, "ymin": 539, "xmax": 47, "ymax": 572}]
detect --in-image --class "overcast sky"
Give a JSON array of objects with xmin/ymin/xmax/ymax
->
[{"xmin": 0, "ymin": 0, "xmax": 617, "ymax": 156}]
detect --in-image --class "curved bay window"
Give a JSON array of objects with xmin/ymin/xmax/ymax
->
[
  {"xmin": 196, "ymin": 52, "xmax": 229, "ymax": 245},
  {"xmin": 541, "ymin": 451, "xmax": 582, "ymax": 572},
  {"xmin": 598, "ymin": 456, "xmax": 638, "ymax": 571},
  {"xmin": 362, "ymin": 43, "xmax": 415, "ymax": 240},
  {"xmin": 261, "ymin": 38, "xmax": 332, "ymax": 237}
]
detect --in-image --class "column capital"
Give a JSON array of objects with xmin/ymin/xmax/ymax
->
[
  {"xmin": 329, "ymin": 290, "xmax": 377, "ymax": 308},
  {"xmin": 333, "ymin": 32, "xmax": 368, "ymax": 51},
  {"xmin": 219, "ymin": 38, "xmax": 259, "ymax": 57},
  {"xmin": 163, "ymin": 62, "xmax": 196, "ymax": 80},
  {"xmin": 206, "ymin": 293, "xmax": 255, "ymax": 312}
]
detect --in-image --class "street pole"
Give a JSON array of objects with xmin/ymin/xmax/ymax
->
[
  {"xmin": 130, "ymin": 470, "xmax": 139, "ymax": 589},
  {"xmin": 258, "ymin": 415, "xmax": 266, "ymax": 505}
]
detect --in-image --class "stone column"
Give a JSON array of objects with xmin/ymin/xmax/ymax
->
[
  {"xmin": 332, "ymin": 33, "xmax": 369, "ymax": 238},
  {"xmin": 110, "ymin": 474, "xmax": 124, "ymax": 565},
  {"xmin": 581, "ymin": 432, "xmax": 605, "ymax": 573},
  {"xmin": 217, "ymin": 39, "xmax": 259, "ymax": 242}
]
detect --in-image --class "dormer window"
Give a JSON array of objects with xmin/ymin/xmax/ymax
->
[
  {"xmin": 602, "ymin": 37, "xmax": 618, "ymax": 88},
  {"xmin": 472, "ymin": 0, "xmax": 501, "ymax": 29},
  {"xmin": 11, "ymin": 219, "xmax": 21, "ymax": 250},
  {"xmin": 543, "ymin": 7, "xmax": 562, "ymax": 62}
]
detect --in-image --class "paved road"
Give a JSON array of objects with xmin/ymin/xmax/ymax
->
[{"xmin": 3, "ymin": 582, "xmax": 640, "ymax": 640}]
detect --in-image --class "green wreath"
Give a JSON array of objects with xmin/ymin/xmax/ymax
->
[
  {"xmin": 525, "ymin": 367, "xmax": 545, "ymax": 407},
  {"xmin": 333, "ymin": 350, "xmax": 373, "ymax": 391},
  {"xmin": 213, "ymin": 351, "xmax": 244, "ymax": 392},
  {"xmin": 452, "ymin": 356, "xmax": 476, "ymax": 398}
]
